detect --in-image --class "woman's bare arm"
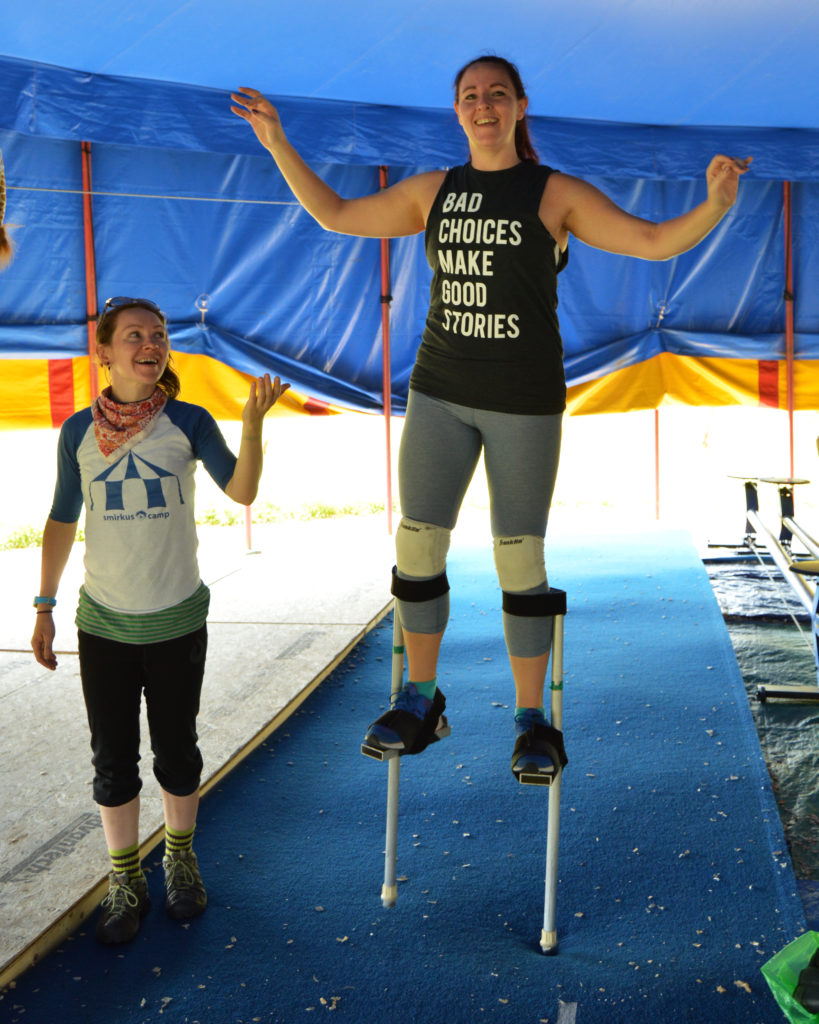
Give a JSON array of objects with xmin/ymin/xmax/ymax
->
[
  {"xmin": 542, "ymin": 155, "xmax": 751, "ymax": 260},
  {"xmin": 231, "ymin": 87, "xmax": 444, "ymax": 237}
]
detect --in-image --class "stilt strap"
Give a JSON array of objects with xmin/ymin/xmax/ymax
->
[
  {"xmin": 391, "ymin": 566, "xmax": 450, "ymax": 602},
  {"xmin": 503, "ymin": 587, "xmax": 566, "ymax": 618}
]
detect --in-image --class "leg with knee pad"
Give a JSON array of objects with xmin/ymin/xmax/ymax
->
[
  {"xmin": 502, "ymin": 588, "xmax": 559, "ymax": 659},
  {"xmin": 391, "ymin": 566, "xmax": 450, "ymax": 635},
  {"xmin": 394, "ymin": 518, "xmax": 452, "ymax": 635},
  {"xmin": 396, "ymin": 518, "xmax": 451, "ymax": 577},
  {"xmin": 391, "ymin": 566, "xmax": 450, "ymax": 603},
  {"xmin": 494, "ymin": 535, "xmax": 552, "ymax": 657},
  {"xmin": 493, "ymin": 534, "xmax": 547, "ymax": 592}
]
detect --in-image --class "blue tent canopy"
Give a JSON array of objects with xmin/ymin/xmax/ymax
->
[{"xmin": 1, "ymin": 1, "xmax": 818, "ymax": 413}]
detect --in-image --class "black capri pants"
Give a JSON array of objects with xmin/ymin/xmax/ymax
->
[{"xmin": 78, "ymin": 626, "xmax": 207, "ymax": 807}]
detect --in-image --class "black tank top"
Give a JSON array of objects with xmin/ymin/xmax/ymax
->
[{"xmin": 410, "ymin": 161, "xmax": 568, "ymax": 415}]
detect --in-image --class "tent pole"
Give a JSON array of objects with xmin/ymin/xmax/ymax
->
[
  {"xmin": 783, "ymin": 181, "xmax": 795, "ymax": 478},
  {"xmin": 81, "ymin": 141, "xmax": 100, "ymax": 401},
  {"xmin": 379, "ymin": 166, "xmax": 394, "ymax": 535}
]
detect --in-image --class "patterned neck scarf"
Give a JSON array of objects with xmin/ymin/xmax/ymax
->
[{"xmin": 92, "ymin": 386, "xmax": 167, "ymax": 458}]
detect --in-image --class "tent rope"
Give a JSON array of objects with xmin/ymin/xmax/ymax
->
[{"xmin": 5, "ymin": 184, "xmax": 299, "ymax": 206}]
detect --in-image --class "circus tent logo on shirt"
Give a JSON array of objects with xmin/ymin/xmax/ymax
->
[{"xmin": 89, "ymin": 450, "xmax": 182, "ymax": 520}]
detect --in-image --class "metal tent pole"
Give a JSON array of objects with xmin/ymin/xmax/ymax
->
[
  {"xmin": 784, "ymin": 181, "xmax": 795, "ymax": 478},
  {"xmin": 379, "ymin": 166, "xmax": 394, "ymax": 535},
  {"xmin": 81, "ymin": 141, "xmax": 100, "ymax": 402}
]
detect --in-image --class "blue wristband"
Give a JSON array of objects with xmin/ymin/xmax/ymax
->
[{"xmin": 33, "ymin": 596, "xmax": 57, "ymax": 608}]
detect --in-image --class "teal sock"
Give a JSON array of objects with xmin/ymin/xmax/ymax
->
[
  {"xmin": 514, "ymin": 706, "xmax": 546, "ymax": 733},
  {"xmin": 410, "ymin": 678, "xmax": 437, "ymax": 700}
]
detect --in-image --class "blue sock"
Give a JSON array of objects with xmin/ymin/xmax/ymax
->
[
  {"xmin": 514, "ymin": 706, "xmax": 546, "ymax": 733},
  {"xmin": 410, "ymin": 678, "xmax": 437, "ymax": 700}
]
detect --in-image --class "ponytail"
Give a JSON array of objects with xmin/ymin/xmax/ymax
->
[{"xmin": 157, "ymin": 358, "xmax": 181, "ymax": 400}]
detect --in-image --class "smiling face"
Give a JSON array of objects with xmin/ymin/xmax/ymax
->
[
  {"xmin": 97, "ymin": 305, "xmax": 170, "ymax": 402},
  {"xmin": 454, "ymin": 62, "xmax": 528, "ymax": 161}
]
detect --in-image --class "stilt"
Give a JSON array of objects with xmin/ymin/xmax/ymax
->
[
  {"xmin": 514, "ymin": 589, "xmax": 567, "ymax": 955},
  {"xmin": 379, "ymin": 608, "xmax": 405, "ymax": 907},
  {"xmin": 358, "ymin": 605, "xmax": 404, "ymax": 906},
  {"xmin": 362, "ymin": 591, "xmax": 566, "ymax": 940},
  {"xmin": 361, "ymin": 602, "xmax": 450, "ymax": 907},
  {"xmin": 541, "ymin": 599, "xmax": 565, "ymax": 954}
]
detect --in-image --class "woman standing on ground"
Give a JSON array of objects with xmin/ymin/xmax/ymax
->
[
  {"xmin": 232, "ymin": 55, "xmax": 748, "ymax": 778},
  {"xmin": 31, "ymin": 296, "xmax": 288, "ymax": 944}
]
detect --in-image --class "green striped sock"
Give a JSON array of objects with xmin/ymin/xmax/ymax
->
[
  {"xmin": 165, "ymin": 824, "xmax": 196, "ymax": 856},
  {"xmin": 109, "ymin": 843, "xmax": 143, "ymax": 882}
]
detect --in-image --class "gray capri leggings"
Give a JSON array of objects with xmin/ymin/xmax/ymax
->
[{"xmin": 396, "ymin": 389, "xmax": 562, "ymax": 659}]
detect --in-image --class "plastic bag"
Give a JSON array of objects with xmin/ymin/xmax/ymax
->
[{"xmin": 762, "ymin": 931, "xmax": 819, "ymax": 1023}]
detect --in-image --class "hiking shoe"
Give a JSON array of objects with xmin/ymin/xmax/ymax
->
[
  {"xmin": 96, "ymin": 871, "xmax": 150, "ymax": 945},
  {"xmin": 511, "ymin": 710, "xmax": 568, "ymax": 778},
  {"xmin": 364, "ymin": 684, "xmax": 447, "ymax": 754},
  {"xmin": 163, "ymin": 849, "xmax": 207, "ymax": 920}
]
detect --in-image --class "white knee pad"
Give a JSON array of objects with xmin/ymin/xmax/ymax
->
[
  {"xmin": 395, "ymin": 518, "xmax": 451, "ymax": 577},
  {"xmin": 493, "ymin": 535, "xmax": 547, "ymax": 592}
]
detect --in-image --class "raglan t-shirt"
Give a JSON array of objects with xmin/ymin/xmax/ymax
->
[
  {"xmin": 410, "ymin": 161, "xmax": 568, "ymax": 415},
  {"xmin": 50, "ymin": 400, "xmax": 237, "ymax": 642}
]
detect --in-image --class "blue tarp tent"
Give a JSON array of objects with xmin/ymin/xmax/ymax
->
[{"xmin": 1, "ymin": 0, "xmax": 818, "ymax": 425}]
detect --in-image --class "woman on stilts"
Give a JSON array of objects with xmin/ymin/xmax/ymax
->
[{"xmin": 232, "ymin": 55, "xmax": 748, "ymax": 779}]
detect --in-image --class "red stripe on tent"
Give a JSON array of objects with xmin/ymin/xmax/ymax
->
[
  {"xmin": 48, "ymin": 359, "xmax": 75, "ymax": 426},
  {"xmin": 758, "ymin": 360, "xmax": 780, "ymax": 408},
  {"xmin": 302, "ymin": 398, "xmax": 332, "ymax": 415}
]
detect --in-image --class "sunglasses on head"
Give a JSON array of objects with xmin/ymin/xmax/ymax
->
[{"xmin": 98, "ymin": 296, "xmax": 165, "ymax": 322}]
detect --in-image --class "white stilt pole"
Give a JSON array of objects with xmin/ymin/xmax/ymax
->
[
  {"xmin": 362, "ymin": 598, "xmax": 451, "ymax": 905},
  {"xmin": 380, "ymin": 604, "xmax": 404, "ymax": 907},
  {"xmin": 540, "ymin": 609, "xmax": 564, "ymax": 954}
]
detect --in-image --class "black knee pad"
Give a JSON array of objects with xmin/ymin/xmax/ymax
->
[
  {"xmin": 502, "ymin": 588, "xmax": 566, "ymax": 617},
  {"xmin": 391, "ymin": 565, "xmax": 450, "ymax": 602}
]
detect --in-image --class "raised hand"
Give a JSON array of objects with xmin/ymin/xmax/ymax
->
[
  {"xmin": 241, "ymin": 373, "xmax": 290, "ymax": 436},
  {"xmin": 706, "ymin": 154, "xmax": 752, "ymax": 210},
  {"xmin": 231, "ymin": 88, "xmax": 286, "ymax": 153}
]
